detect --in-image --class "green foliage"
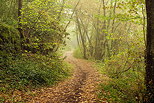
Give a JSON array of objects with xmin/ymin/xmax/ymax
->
[
  {"xmin": 98, "ymin": 80, "xmax": 134, "ymax": 103},
  {"xmin": 21, "ymin": 0, "xmax": 69, "ymax": 54},
  {"xmin": 96, "ymin": 42, "xmax": 145, "ymax": 102},
  {"xmin": 0, "ymin": 0, "xmax": 70, "ymax": 102},
  {"xmin": 0, "ymin": 22, "xmax": 20, "ymax": 67},
  {"xmin": 95, "ymin": 27, "xmax": 145, "ymax": 102},
  {"xmin": 0, "ymin": 54, "xmax": 71, "ymax": 93},
  {"xmin": 73, "ymin": 48, "xmax": 83, "ymax": 59},
  {"xmin": 0, "ymin": 0, "xmax": 18, "ymax": 24},
  {"xmin": 98, "ymin": 72, "xmax": 145, "ymax": 103},
  {"xmin": 0, "ymin": 0, "xmax": 71, "ymax": 97}
]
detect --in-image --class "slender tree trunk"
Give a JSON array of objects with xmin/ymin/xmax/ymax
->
[
  {"xmin": 144, "ymin": 0, "xmax": 154, "ymax": 102},
  {"xmin": 94, "ymin": 4, "xmax": 102, "ymax": 60},
  {"xmin": 76, "ymin": 15, "xmax": 87, "ymax": 59},
  {"xmin": 142, "ymin": 5, "xmax": 146, "ymax": 47}
]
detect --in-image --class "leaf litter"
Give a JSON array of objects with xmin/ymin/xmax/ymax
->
[{"xmin": 28, "ymin": 51, "xmax": 108, "ymax": 103}]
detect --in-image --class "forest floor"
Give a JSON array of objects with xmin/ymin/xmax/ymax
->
[{"xmin": 29, "ymin": 51, "xmax": 108, "ymax": 103}]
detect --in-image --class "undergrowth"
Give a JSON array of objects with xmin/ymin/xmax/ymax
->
[
  {"xmin": 73, "ymin": 48, "xmax": 83, "ymax": 59},
  {"xmin": 0, "ymin": 53, "xmax": 72, "ymax": 102},
  {"xmin": 96, "ymin": 49, "xmax": 145, "ymax": 103}
]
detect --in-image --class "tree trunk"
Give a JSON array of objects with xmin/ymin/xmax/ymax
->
[
  {"xmin": 76, "ymin": 15, "xmax": 87, "ymax": 59},
  {"xmin": 145, "ymin": 0, "xmax": 154, "ymax": 102}
]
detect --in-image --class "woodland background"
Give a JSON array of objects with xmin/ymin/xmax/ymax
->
[{"xmin": 0, "ymin": 0, "xmax": 152, "ymax": 103}]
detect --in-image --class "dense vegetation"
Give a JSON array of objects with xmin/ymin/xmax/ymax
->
[{"xmin": 0, "ymin": 0, "xmax": 72, "ymax": 102}]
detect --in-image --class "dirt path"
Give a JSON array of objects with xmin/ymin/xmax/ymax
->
[{"xmin": 30, "ymin": 51, "xmax": 102, "ymax": 103}]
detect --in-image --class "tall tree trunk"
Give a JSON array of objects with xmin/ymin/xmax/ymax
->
[
  {"xmin": 145, "ymin": 0, "xmax": 154, "ymax": 102},
  {"xmin": 76, "ymin": 15, "xmax": 87, "ymax": 59},
  {"xmin": 94, "ymin": 4, "xmax": 102, "ymax": 60}
]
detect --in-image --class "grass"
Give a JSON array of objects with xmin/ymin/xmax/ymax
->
[
  {"xmin": 97, "ymin": 77, "xmax": 143, "ymax": 103},
  {"xmin": 95, "ymin": 53, "xmax": 145, "ymax": 103},
  {"xmin": 0, "ymin": 53, "xmax": 72, "ymax": 102}
]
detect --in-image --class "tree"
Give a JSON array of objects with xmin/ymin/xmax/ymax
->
[
  {"xmin": 145, "ymin": 0, "xmax": 154, "ymax": 102},
  {"xmin": 20, "ymin": 0, "xmax": 69, "ymax": 54}
]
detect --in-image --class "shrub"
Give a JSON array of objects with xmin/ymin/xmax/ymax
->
[
  {"xmin": 0, "ymin": 53, "xmax": 71, "ymax": 93},
  {"xmin": 73, "ymin": 48, "xmax": 83, "ymax": 59},
  {"xmin": 96, "ymin": 49, "xmax": 145, "ymax": 103}
]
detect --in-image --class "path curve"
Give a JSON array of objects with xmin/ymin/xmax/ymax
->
[{"xmin": 30, "ymin": 51, "xmax": 102, "ymax": 103}]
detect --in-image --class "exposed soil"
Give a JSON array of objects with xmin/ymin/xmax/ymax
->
[{"xmin": 30, "ymin": 51, "xmax": 104, "ymax": 103}]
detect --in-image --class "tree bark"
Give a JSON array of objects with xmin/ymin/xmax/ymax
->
[{"xmin": 145, "ymin": 0, "xmax": 154, "ymax": 102}]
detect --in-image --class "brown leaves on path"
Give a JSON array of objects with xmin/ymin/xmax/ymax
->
[{"xmin": 29, "ymin": 51, "xmax": 107, "ymax": 103}]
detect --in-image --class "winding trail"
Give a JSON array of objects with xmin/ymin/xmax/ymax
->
[{"xmin": 30, "ymin": 51, "xmax": 102, "ymax": 103}]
